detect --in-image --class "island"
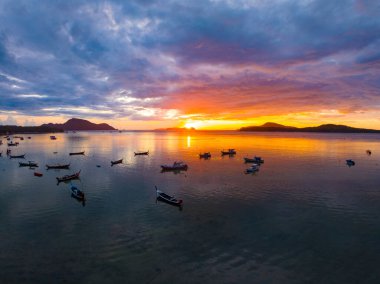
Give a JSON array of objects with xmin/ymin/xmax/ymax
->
[
  {"xmin": 240, "ymin": 122, "xmax": 380, "ymax": 133},
  {"xmin": 0, "ymin": 118, "xmax": 117, "ymax": 134},
  {"xmin": 42, "ymin": 118, "xmax": 117, "ymax": 131}
]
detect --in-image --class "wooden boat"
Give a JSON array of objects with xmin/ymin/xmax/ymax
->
[
  {"xmin": 69, "ymin": 151, "xmax": 85, "ymax": 156},
  {"xmin": 366, "ymin": 150, "xmax": 372, "ymax": 155},
  {"xmin": 221, "ymin": 149, "xmax": 236, "ymax": 155},
  {"xmin": 245, "ymin": 164, "xmax": 260, "ymax": 174},
  {"xmin": 155, "ymin": 186, "xmax": 183, "ymax": 206},
  {"xmin": 8, "ymin": 142, "xmax": 18, "ymax": 146},
  {"xmin": 19, "ymin": 161, "xmax": 38, "ymax": 167},
  {"xmin": 50, "ymin": 136, "xmax": 57, "ymax": 140},
  {"xmin": 46, "ymin": 163, "xmax": 70, "ymax": 169},
  {"xmin": 70, "ymin": 185, "xmax": 85, "ymax": 200},
  {"xmin": 134, "ymin": 151, "xmax": 149, "ymax": 155},
  {"xmin": 161, "ymin": 161, "xmax": 188, "ymax": 171},
  {"xmin": 244, "ymin": 156, "xmax": 264, "ymax": 163},
  {"xmin": 111, "ymin": 159, "xmax": 123, "ymax": 165},
  {"xmin": 34, "ymin": 172, "xmax": 43, "ymax": 177},
  {"xmin": 199, "ymin": 152, "xmax": 211, "ymax": 159},
  {"xmin": 9, "ymin": 154, "xmax": 25, "ymax": 159},
  {"xmin": 56, "ymin": 170, "xmax": 81, "ymax": 183},
  {"xmin": 346, "ymin": 159, "xmax": 355, "ymax": 166}
]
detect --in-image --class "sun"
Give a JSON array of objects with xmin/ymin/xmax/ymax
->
[{"xmin": 183, "ymin": 121, "xmax": 202, "ymax": 129}]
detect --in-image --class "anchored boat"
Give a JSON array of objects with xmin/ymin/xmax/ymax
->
[
  {"xmin": 69, "ymin": 151, "xmax": 85, "ymax": 156},
  {"xmin": 111, "ymin": 159, "xmax": 123, "ymax": 166},
  {"xmin": 70, "ymin": 185, "xmax": 85, "ymax": 200},
  {"xmin": 245, "ymin": 164, "xmax": 260, "ymax": 174},
  {"xmin": 221, "ymin": 149, "xmax": 236, "ymax": 155},
  {"xmin": 161, "ymin": 161, "xmax": 188, "ymax": 171},
  {"xmin": 46, "ymin": 163, "xmax": 70, "ymax": 169},
  {"xmin": 56, "ymin": 170, "xmax": 81, "ymax": 183},
  {"xmin": 199, "ymin": 152, "xmax": 211, "ymax": 159},
  {"xmin": 19, "ymin": 161, "xmax": 38, "ymax": 167},
  {"xmin": 155, "ymin": 186, "xmax": 183, "ymax": 206},
  {"xmin": 244, "ymin": 156, "xmax": 264, "ymax": 163},
  {"xmin": 134, "ymin": 151, "xmax": 149, "ymax": 155},
  {"xmin": 9, "ymin": 154, "xmax": 25, "ymax": 159}
]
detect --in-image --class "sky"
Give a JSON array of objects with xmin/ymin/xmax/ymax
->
[{"xmin": 0, "ymin": 0, "xmax": 379, "ymax": 130}]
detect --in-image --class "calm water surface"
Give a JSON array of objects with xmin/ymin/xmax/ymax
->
[{"xmin": 1, "ymin": 131, "xmax": 380, "ymax": 283}]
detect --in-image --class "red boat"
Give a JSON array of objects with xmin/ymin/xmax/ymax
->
[{"xmin": 34, "ymin": 172, "xmax": 43, "ymax": 177}]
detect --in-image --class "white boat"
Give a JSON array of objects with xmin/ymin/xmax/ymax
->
[
  {"xmin": 245, "ymin": 164, "xmax": 260, "ymax": 174},
  {"xmin": 155, "ymin": 186, "xmax": 183, "ymax": 206}
]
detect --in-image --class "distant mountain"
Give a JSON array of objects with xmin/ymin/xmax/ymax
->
[
  {"xmin": 0, "ymin": 125, "xmax": 63, "ymax": 134},
  {"xmin": 240, "ymin": 122, "xmax": 380, "ymax": 133},
  {"xmin": 42, "ymin": 118, "xmax": 116, "ymax": 131}
]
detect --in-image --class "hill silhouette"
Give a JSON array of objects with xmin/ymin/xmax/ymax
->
[
  {"xmin": 240, "ymin": 122, "xmax": 380, "ymax": 133},
  {"xmin": 42, "ymin": 118, "xmax": 116, "ymax": 131}
]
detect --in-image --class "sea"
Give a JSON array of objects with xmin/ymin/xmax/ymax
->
[{"xmin": 0, "ymin": 131, "xmax": 380, "ymax": 283}]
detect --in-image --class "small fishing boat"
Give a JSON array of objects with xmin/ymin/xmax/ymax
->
[
  {"xmin": 28, "ymin": 137, "xmax": 31, "ymax": 139},
  {"xmin": 70, "ymin": 185, "xmax": 85, "ymax": 200},
  {"xmin": 34, "ymin": 172, "xmax": 43, "ymax": 177},
  {"xmin": 8, "ymin": 142, "xmax": 18, "ymax": 146},
  {"xmin": 46, "ymin": 163, "xmax": 70, "ymax": 169},
  {"xmin": 161, "ymin": 161, "xmax": 188, "ymax": 171},
  {"xmin": 221, "ymin": 149, "xmax": 236, "ymax": 155},
  {"xmin": 244, "ymin": 156, "xmax": 264, "ymax": 163},
  {"xmin": 366, "ymin": 150, "xmax": 372, "ymax": 155},
  {"xmin": 69, "ymin": 151, "xmax": 85, "ymax": 156},
  {"xmin": 111, "ymin": 159, "xmax": 123, "ymax": 165},
  {"xmin": 50, "ymin": 136, "xmax": 57, "ymax": 140},
  {"xmin": 346, "ymin": 159, "xmax": 355, "ymax": 166},
  {"xmin": 19, "ymin": 161, "xmax": 38, "ymax": 167},
  {"xmin": 155, "ymin": 186, "xmax": 183, "ymax": 206},
  {"xmin": 199, "ymin": 152, "xmax": 211, "ymax": 159},
  {"xmin": 134, "ymin": 151, "xmax": 149, "ymax": 155},
  {"xmin": 245, "ymin": 164, "xmax": 260, "ymax": 174},
  {"xmin": 56, "ymin": 170, "xmax": 81, "ymax": 183},
  {"xmin": 9, "ymin": 154, "xmax": 26, "ymax": 159}
]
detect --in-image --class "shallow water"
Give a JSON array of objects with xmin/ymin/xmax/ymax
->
[{"xmin": 1, "ymin": 131, "xmax": 380, "ymax": 283}]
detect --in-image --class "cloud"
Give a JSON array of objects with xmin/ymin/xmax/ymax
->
[{"xmin": 0, "ymin": 0, "xmax": 378, "ymax": 125}]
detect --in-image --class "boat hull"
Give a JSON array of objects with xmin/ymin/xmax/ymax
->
[
  {"xmin": 56, "ymin": 171, "xmax": 81, "ymax": 182},
  {"xmin": 46, "ymin": 164, "xmax": 70, "ymax": 169},
  {"xmin": 69, "ymin": 152, "xmax": 85, "ymax": 156},
  {"xmin": 156, "ymin": 189, "xmax": 182, "ymax": 206},
  {"xmin": 111, "ymin": 159, "xmax": 123, "ymax": 165},
  {"xmin": 134, "ymin": 151, "xmax": 149, "ymax": 155},
  {"xmin": 161, "ymin": 165, "xmax": 188, "ymax": 171}
]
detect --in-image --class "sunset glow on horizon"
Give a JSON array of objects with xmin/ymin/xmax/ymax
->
[{"xmin": 0, "ymin": 1, "xmax": 379, "ymax": 130}]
